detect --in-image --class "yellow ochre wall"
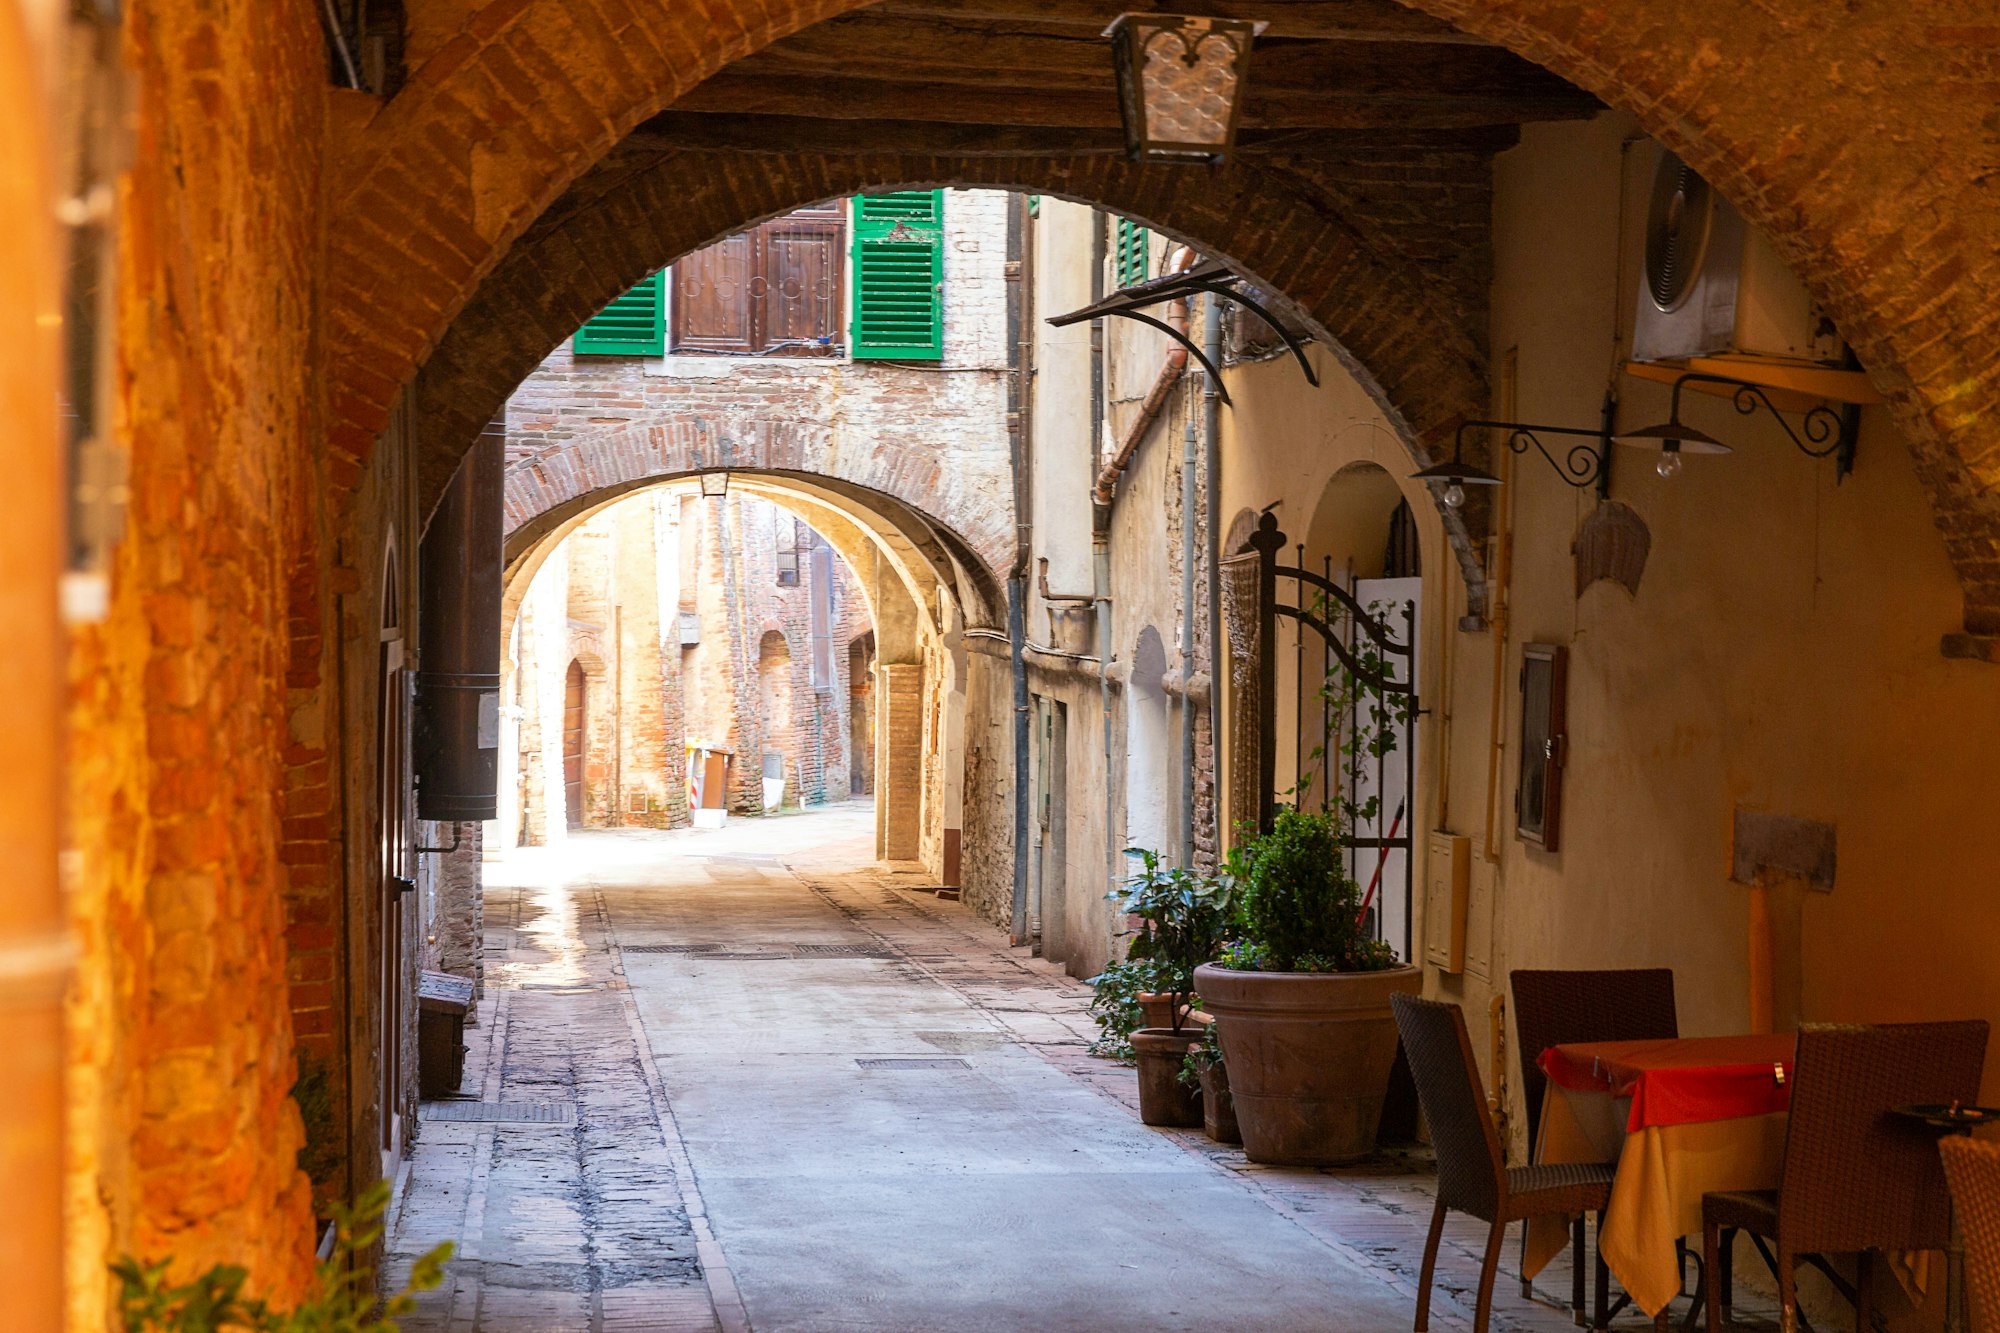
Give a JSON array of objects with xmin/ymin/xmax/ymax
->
[{"xmin": 1219, "ymin": 111, "xmax": 2000, "ymax": 1152}]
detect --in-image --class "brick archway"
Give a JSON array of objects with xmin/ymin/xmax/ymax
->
[
  {"xmin": 418, "ymin": 150, "xmax": 1496, "ymax": 608},
  {"xmin": 331, "ymin": 0, "xmax": 2000, "ymax": 635}
]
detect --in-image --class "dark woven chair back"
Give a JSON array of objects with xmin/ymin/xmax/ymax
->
[
  {"xmin": 1779, "ymin": 1020, "xmax": 1988, "ymax": 1255},
  {"xmin": 1941, "ymin": 1135, "xmax": 2000, "ymax": 1333},
  {"xmin": 1510, "ymin": 968, "xmax": 1678, "ymax": 1150},
  {"xmin": 1394, "ymin": 992, "xmax": 1505, "ymax": 1221}
]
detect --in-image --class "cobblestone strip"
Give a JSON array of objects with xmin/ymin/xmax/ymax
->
[{"xmin": 390, "ymin": 882, "xmax": 717, "ymax": 1333}]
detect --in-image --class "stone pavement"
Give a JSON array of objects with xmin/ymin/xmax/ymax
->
[{"xmin": 390, "ymin": 803, "xmax": 1782, "ymax": 1331}]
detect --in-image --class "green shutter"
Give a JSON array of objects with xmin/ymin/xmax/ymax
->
[
  {"xmin": 1116, "ymin": 217, "xmax": 1150, "ymax": 288},
  {"xmin": 575, "ymin": 270, "xmax": 665, "ymax": 356},
  {"xmin": 851, "ymin": 191, "xmax": 944, "ymax": 361}
]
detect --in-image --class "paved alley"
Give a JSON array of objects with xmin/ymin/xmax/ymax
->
[{"xmin": 390, "ymin": 805, "xmax": 1778, "ymax": 1332}]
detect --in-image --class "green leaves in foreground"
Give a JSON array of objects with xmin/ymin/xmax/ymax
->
[{"xmin": 114, "ymin": 1180, "xmax": 453, "ymax": 1333}]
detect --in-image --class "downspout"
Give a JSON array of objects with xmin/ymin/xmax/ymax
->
[
  {"xmin": 1203, "ymin": 294, "xmax": 1224, "ymax": 865},
  {"xmin": 1180, "ymin": 377, "xmax": 1198, "ymax": 866},
  {"xmin": 1092, "ymin": 215, "xmax": 1117, "ymax": 904},
  {"xmin": 1007, "ymin": 192, "xmax": 1034, "ymax": 944}
]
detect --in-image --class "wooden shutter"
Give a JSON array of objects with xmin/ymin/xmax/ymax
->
[
  {"xmin": 763, "ymin": 207, "xmax": 844, "ymax": 355},
  {"xmin": 575, "ymin": 270, "xmax": 665, "ymax": 356},
  {"xmin": 1116, "ymin": 217, "xmax": 1150, "ymax": 288},
  {"xmin": 672, "ymin": 233, "xmax": 756, "ymax": 355},
  {"xmin": 851, "ymin": 191, "xmax": 944, "ymax": 361}
]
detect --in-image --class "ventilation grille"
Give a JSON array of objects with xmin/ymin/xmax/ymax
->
[
  {"xmin": 622, "ymin": 943, "xmax": 892, "ymax": 959},
  {"xmin": 1644, "ymin": 153, "xmax": 1713, "ymax": 313},
  {"xmin": 420, "ymin": 1101, "xmax": 575, "ymax": 1124},
  {"xmin": 855, "ymin": 1058, "xmax": 972, "ymax": 1071}
]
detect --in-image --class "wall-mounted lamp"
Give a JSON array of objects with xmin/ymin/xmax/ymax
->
[
  {"xmin": 1620, "ymin": 372, "xmax": 1856, "ymax": 480},
  {"xmin": 1105, "ymin": 14, "xmax": 1264, "ymax": 165},
  {"xmin": 1410, "ymin": 417, "xmax": 1611, "ymax": 510},
  {"xmin": 699, "ymin": 470, "xmax": 730, "ymax": 498}
]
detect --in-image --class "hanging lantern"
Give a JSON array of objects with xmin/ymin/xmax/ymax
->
[{"xmin": 1106, "ymin": 14, "xmax": 1263, "ymax": 165}]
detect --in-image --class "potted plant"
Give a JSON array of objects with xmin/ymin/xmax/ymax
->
[
  {"xmin": 1110, "ymin": 847, "xmax": 1233, "ymax": 1128},
  {"xmin": 1194, "ymin": 809, "xmax": 1418, "ymax": 1163},
  {"xmin": 1182, "ymin": 1022, "xmax": 1240, "ymax": 1144}
]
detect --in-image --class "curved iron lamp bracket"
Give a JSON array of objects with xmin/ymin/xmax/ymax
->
[
  {"xmin": 1458, "ymin": 417, "xmax": 1612, "ymax": 492},
  {"xmin": 1668, "ymin": 372, "xmax": 1858, "ymax": 480},
  {"xmin": 1045, "ymin": 259, "xmax": 1320, "ymax": 399}
]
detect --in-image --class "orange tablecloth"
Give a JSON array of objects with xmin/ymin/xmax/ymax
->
[
  {"xmin": 1525, "ymin": 1034, "xmax": 1796, "ymax": 1318},
  {"xmin": 1539, "ymin": 1033, "xmax": 1795, "ymax": 1132}
]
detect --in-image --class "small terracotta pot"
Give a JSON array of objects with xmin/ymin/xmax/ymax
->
[
  {"xmin": 1136, "ymin": 992, "xmax": 1199, "ymax": 1030},
  {"xmin": 1194, "ymin": 962, "xmax": 1421, "ymax": 1165},
  {"xmin": 1199, "ymin": 1058, "xmax": 1241, "ymax": 1145},
  {"xmin": 1131, "ymin": 1027, "xmax": 1203, "ymax": 1127}
]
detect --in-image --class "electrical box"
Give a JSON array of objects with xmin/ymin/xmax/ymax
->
[{"xmin": 1424, "ymin": 831, "xmax": 1471, "ymax": 974}]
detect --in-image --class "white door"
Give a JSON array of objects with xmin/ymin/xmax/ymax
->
[{"xmin": 1344, "ymin": 577, "xmax": 1419, "ymax": 961}]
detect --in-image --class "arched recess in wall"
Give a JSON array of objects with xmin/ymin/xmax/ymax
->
[
  {"xmin": 330, "ymin": 0, "xmax": 2000, "ymax": 633},
  {"xmin": 757, "ymin": 629, "xmax": 795, "ymax": 807},
  {"xmin": 1125, "ymin": 627, "xmax": 1173, "ymax": 860}
]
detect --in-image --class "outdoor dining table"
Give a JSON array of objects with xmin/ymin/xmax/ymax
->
[{"xmin": 1523, "ymin": 1032, "xmax": 1796, "ymax": 1319}]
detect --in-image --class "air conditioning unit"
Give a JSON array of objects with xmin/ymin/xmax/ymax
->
[{"xmin": 1631, "ymin": 149, "xmax": 1845, "ymax": 366}]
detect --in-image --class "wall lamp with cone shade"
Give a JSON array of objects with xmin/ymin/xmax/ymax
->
[
  {"xmin": 1411, "ymin": 417, "xmax": 1611, "ymax": 511},
  {"xmin": 1619, "ymin": 372, "xmax": 1857, "ymax": 480}
]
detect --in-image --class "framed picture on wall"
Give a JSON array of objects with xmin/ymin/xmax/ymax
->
[{"xmin": 1516, "ymin": 642, "xmax": 1568, "ymax": 851}]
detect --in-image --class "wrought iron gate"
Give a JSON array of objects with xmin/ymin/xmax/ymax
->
[{"xmin": 1222, "ymin": 509, "xmax": 1419, "ymax": 959}]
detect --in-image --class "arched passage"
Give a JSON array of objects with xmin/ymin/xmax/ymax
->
[
  {"xmin": 498, "ymin": 466, "xmax": 979, "ymax": 879},
  {"xmin": 325, "ymin": 0, "xmax": 2000, "ymax": 636}
]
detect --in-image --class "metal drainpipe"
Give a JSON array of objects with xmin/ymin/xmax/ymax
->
[
  {"xmin": 1091, "ymin": 215, "xmax": 1118, "ymax": 908},
  {"xmin": 1203, "ymin": 295, "xmax": 1223, "ymax": 865},
  {"xmin": 1006, "ymin": 193, "xmax": 1034, "ymax": 944},
  {"xmin": 1180, "ymin": 378, "xmax": 1198, "ymax": 866}
]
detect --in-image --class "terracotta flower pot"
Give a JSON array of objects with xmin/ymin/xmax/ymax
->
[
  {"xmin": 1136, "ymin": 991, "xmax": 1197, "ymax": 1030},
  {"xmin": 1193, "ymin": 962, "xmax": 1421, "ymax": 1165},
  {"xmin": 1198, "ymin": 1058, "xmax": 1240, "ymax": 1145},
  {"xmin": 1130, "ymin": 1027, "xmax": 1204, "ymax": 1127}
]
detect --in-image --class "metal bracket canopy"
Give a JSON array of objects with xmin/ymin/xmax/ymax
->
[{"xmin": 1045, "ymin": 260, "xmax": 1323, "ymax": 405}]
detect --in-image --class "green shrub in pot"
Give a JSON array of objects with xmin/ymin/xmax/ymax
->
[{"xmin": 1222, "ymin": 808, "xmax": 1400, "ymax": 975}]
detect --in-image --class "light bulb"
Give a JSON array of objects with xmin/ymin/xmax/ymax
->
[
  {"xmin": 1443, "ymin": 481, "xmax": 1466, "ymax": 509},
  {"xmin": 1655, "ymin": 449, "xmax": 1683, "ymax": 480}
]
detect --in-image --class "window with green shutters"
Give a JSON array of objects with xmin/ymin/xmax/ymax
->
[
  {"xmin": 1115, "ymin": 217, "xmax": 1150, "ymax": 288},
  {"xmin": 850, "ymin": 191, "xmax": 944, "ymax": 361},
  {"xmin": 574, "ymin": 270, "xmax": 666, "ymax": 356}
]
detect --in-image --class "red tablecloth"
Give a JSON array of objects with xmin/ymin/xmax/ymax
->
[{"xmin": 1538, "ymin": 1033, "xmax": 1796, "ymax": 1132}]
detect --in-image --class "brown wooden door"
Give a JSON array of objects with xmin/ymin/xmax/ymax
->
[{"xmin": 563, "ymin": 660, "xmax": 585, "ymax": 828}]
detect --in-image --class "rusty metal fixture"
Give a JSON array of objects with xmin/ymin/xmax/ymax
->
[
  {"xmin": 1412, "ymin": 415, "xmax": 1614, "ymax": 510},
  {"xmin": 1621, "ymin": 370, "xmax": 1856, "ymax": 480},
  {"xmin": 414, "ymin": 419, "xmax": 504, "ymax": 820}
]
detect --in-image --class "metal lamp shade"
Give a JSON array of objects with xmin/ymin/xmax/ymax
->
[
  {"xmin": 1618, "ymin": 421, "xmax": 1732, "ymax": 454},
  {"xmin": 1107, "ymin": 14, "xmax": 1260, "ymax": 164},
  {"xmin": 699, "ymin": 470, "xmax": 731, "ymax": 497},
  {"xmin": 1410, "ymin": 458, "xmax": 1502, "ymax": 488}
]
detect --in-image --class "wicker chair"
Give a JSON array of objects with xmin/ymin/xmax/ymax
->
[
  {"xmin": 1940, "ymin": 1135, "xmax": 2000, "ymax": 1333},
  {"xmin": 1394, "ymin": 993, "xmax": 1615, "ymax": 1332},
  {"xmin": 1702, "ymin": 1020, "xmax": 1989, "ymax": 1332},
  {"xmin": 1510, "ymin": 968, "xmax": 1679, "ymax": 1314}
]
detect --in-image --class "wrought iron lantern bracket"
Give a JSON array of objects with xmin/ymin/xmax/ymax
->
[
  {"xmin": 1657, "ymin": 372, "xmax": 1859, "ymax": 480},
  {"xmin": 1046, "ymin": 260, "xmax": 1324, "ymax": 402}
]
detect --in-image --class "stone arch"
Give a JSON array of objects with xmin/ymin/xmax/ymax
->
[
  {"xmin": 329, "ymin": 0, "xmax": 2000, "ymax": 634},
  {"xmin": 415, "ymin": 155, "xmax": 1490, "ymax": 608},
  {"xmin": 500, "ymin": 411, "xmax": 1010, "ymax": 617}
]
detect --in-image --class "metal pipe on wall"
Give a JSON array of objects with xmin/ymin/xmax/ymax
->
[
  {"xmin": 1180, "ymin": 377, "xmax": 1199, "ymax": 866},
  {"xmin": 1007, "ymin": 192, "xmax": 1033, "ymax": 943},
  {"xmin": 1091, "ymin": 214, "xmax": 1117, "ymax": 904},
  {"xmin": 414, "ymin": 418, "xmax": 503, "ymax": 821},
  {"xmin": 1203, "ymin": 295, "xmax": 1224, "ymax": 862}
]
